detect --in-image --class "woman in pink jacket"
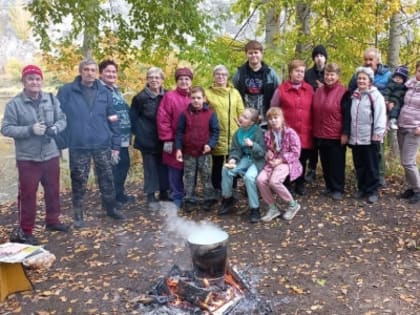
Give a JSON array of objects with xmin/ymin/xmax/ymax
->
[{"xmin": 157, "ymin": 67, "xmax": 193, "ymax": 209}]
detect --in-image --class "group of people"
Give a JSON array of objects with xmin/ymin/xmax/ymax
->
[{"xmin": 1, "ymin": 40, "xmax": 419, "ymax": 245}]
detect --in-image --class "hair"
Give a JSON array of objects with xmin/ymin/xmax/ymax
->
[
  {"xmin": 98, "ymin": 59, "xmax": 118, "ymax": 73},
  {"xmin": 245, "ymin": 40, "xmax": 264, "ymax": 52},
  {"xmin": 416, "ymin": 61, "xmax": 420, "ymax": 70},
  {"xmin": 146, "ymin": 67, "xmax": 164, "ymax": 80},
  {"xmin": 324, "ymin": 63, "xmax": 341, "ymax": 75},
  {"xmin": 288, "ymin": 59, "xmax": 306, "ymax": 74},
  {"xmin": 79, "ymin": 59, "xmax": 97, "ymax": 73},
  {"xmin": 213, "ymin": 64, "xmax": 229, "ymax": 76},
  {"xmin": 364, "ymin": 47, "xmax": 382, "ymax": 63},
  {"xmin": 265, "ymin": 107, "xmax": 285, "ymax": 129},
  {"xmin": 190, "ymin": 86, "xmax": 206, "ymax": 96},
  {"xmin": 244, "ymin": 108, "xmax": 259, "ymax": 123}
]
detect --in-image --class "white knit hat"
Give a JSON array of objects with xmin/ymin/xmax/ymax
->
[{"xmin": 355, "ymin": 66, "xmax": 374, "ymax": 82}]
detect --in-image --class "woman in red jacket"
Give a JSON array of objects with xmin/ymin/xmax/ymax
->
[
  {"xmin": 312, "ymin": 63, "xmax": 348, "ymax": 200},
  {"xmin": 271, "ymin": 60, "xmax": 313, "ymax": 195}
]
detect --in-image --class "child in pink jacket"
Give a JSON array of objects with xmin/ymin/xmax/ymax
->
[{"xmin": 257, "ymin": 107, "xmax": 303, "ymax": 221}]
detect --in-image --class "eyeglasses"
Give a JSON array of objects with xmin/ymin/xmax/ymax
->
[
  {"xmin": 214, "ymin": 73, "xmax": 228, "ymax": 77},
  {"xmin": 147, "ymin": 76, "xmax": 162, "ymax": 80}
]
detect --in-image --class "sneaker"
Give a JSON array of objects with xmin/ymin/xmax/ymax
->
[
  {"xmin": 408, "ymin": 192, "xmax": 420, "ymax": 204},
  {"xmin": 116, "ymin": 194, "xmax": 135, "ymax": 204},
  {"xmin": 46, "ymin": 223, "xmax": 70, "ymax": 232},
  {"xmin": 106, "ymin": 208, "xmax": 127, "ymax": 220},
  {"xmin": 367, "ymin": 193, "xmax": 379, "ymax": 204},
  {"xmin": 331, "ymin": 191, "xmax": 343, "ymax": 201},
  {"xmin": 305, "ymin": 169, "xmax": 316, "ymax": 182},
  {"xmin": 217, "ymin": 196, "xmax": 235, "ymax": 215},
  {"xmin": 321, "ymin": 188, "xmax": 332, "ymax": 196},
  {"xmin": 283, "ymin": 201, "xmax": 301, "ymax": 221},
  {"xmin": 73, "ymin": 207, "xmax": 85, "ymax": 228},
  {"xmin": 249, "ymin": 208, "xmax": 261, "ymax": 223},
  {"xmin": 389, "ymin": 118, "xmax": 398, "ymax": 130},
  {"xmin": 10, "ymin": 227, "xmax": 39, "ymax": 245},
  {"xmin": 398, "ymin": 189, "xmax": 414, "ymax": 199},
  {"xmin": 353, "ymin": 190, "xmax": 365, "ymax": 199},
  {"xmin": 261, "ymin": 207, "xmax": 281, "ymax": 222}
]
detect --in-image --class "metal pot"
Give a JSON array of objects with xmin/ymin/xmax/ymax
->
[{"xmin": 187, "ymin": 230, "xmax": 229, "ymax": 281}]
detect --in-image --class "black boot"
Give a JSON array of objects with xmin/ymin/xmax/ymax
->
[
  {"xmin": 217, "ymin": 196, "xmax": 235, "ymax": 215},
  {"xmin": 249, "ymin": 208, "xmax": 260, "ymax": 223},
  {"xmin": 106, "ymin": 207, "xmax": 126, "ymax": 220},
  {"xmin": 73, "ymin": 206, "xmax": 85, "ymax": 228},
  {"xmin": 203, "ymin": 199, "xmax": 217, "ymax": 212}
]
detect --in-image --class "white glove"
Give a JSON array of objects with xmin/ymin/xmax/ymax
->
[
  {"xmin": 163, "ymin": 141, "xmax": 173, "ymax": 154},
  {"xmin": 111, "ymin": 150, "xmax": 120, "ymax": 165},
  {"xmin": 32, "ymin": 122, "xmax": 46, "ymax": 136}
]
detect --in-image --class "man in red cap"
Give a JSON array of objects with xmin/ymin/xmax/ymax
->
[{"xmin": 1, "ymin": 65, "xmax": 69, "ymax": 245}]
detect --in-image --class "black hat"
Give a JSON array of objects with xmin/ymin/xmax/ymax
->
[{"xmin": 312, "ymin": 45, "xmax": 328, "ymax": 60}]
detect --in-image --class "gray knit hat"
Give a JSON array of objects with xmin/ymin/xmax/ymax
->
[{"xmin": 355, "ymin": 66, "xmax": 374, "ymax": 82}]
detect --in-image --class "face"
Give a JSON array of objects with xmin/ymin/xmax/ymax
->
[
  {"xmin": 392, "ymin": 75, "xmax": 404, "ymax": 84},
  {"xmin": 268, "ymin": 114, "xmax": 283, "ymax": 130},
  {"xmin": 100, "ymin": 64, "xmax": 117, "ymax": 86},
  {"xmin": 147, "ymin": 72, "xmax": 163, "ymax": 91},
  {"xmin": 23, "ymin": 74, "xmax": 42, "ymax": 95},
  {"xmin": 213, "ymin": 70, "xmax": 228, "ymax": 87},
  {"xmin": 324, "ymin": 71, "xmax": 339, "ymax": 86},
  {"xmin": 190, "ymin": 91, "xmax": 205, "ymax": 110},
  {"xmin": 238, "ymin": 110, "xmax": 255, "ymax": 128},
  {"xmin": 290, "ymin": 66, "xmax": 305, "ymax": 83},
  {"xmin": 246, "ymin": 49, "xmax": 263, "ymax": 66},
  {"xmin": 416, "ymin": 66, "xmax": 420, "ymax": 81},
  {"xmin": 314, "ymin": 54, "xmax": 326, "ymax": 69},
  {"xmin": 363, "ymin": 51, "xmax": 379, "ymax": 71},
  {"xmin": 80, "ymin": 64, "xmax": 97, "ymax": 85},
  {"xmin": 357, "ymin": 72, "xmax": 371, "ymax": 90},
  {"xmin": 176, "ymin": 76, "xmax": 192, "ymax": 90}
]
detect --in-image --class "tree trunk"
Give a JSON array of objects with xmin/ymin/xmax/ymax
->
[
  {"xmin": 295, "ymin": 1, "xmax": 311, "ymax": 58},
  {"xmin": 264, "ymin": 1, "xmax": 280, "ymax": 50}
]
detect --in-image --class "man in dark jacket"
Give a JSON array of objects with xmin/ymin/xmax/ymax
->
[
  {"xmin": 57, "ymin": 59, "xmax": 125, "ymax": 228},
  {"xmin": 304, "ymin": 44, "xmax": 328, "ymax": 182}
]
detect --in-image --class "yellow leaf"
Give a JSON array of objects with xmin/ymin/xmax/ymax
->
[{"xmin": 290, "ymin": 285, "xmax": 304, "ymax": 294}]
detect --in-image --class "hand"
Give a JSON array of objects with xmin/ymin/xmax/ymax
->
[
  {"xmin": 176, "ymin": 149, "xmax": 183, "ymax": 162},
  {"xmin": 45, "ymin": 126, "xmax": 58, "ymax": 137},
  {"xmin": 316, "ymin": 80, "xmax": 324, "ymax": 88},
  {"xmin": 387, "ymin": 102, "xmax": 395, "ymax": 111},
  {"xmin": 203, "ymin": 144, "xmax": 211, "ymax": 154},
  {"xmin": 269, "ymin": 158, "xmax": 282, "ymax": 167},
  {"xmin": 265, "ymin": 150, "xmax": 274, "ymax": 161},
  {"xmin": 111, "ymin": 150, "xmax": 120, "ymax": 165},
  {"xmin": 244, "ymin": 138, "xmax": 253, "ymax": 147},
  {"xmin": 163, "ymin": 141, "xmax": 173, "ymax": 153},
  {"xmin": 371, "ymin": 134, "xmax": 382, "ymax": 142},
  {"xmin": 340, "ymin": 134, "xmax": 349, "ymax": 146},
  {"xmin": 32, "ymin": 122, "xmax": 46, "ymax": 136}
]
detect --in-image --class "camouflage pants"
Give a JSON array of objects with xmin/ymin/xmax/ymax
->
[
  {"xmin": 183, "ymin": 154, "xmax": 214, "ymax": 202},
  {"xmin": 69, "ymin": 148, "xmax": 115, "ymax": 210}
]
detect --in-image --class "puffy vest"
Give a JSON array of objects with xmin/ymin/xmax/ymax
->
[{"xmin": 182, "ymin": 108, "xmax": 213, "ymax": 156}]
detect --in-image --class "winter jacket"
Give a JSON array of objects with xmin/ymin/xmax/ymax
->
[
  {"xmin": 382, "ymin": 80, "xmax": 407, "ymax": 118},
  {"xmin": 304, "ymin": 66, "xmax": 325, "ymax": 92},
  {"xmin": 349, "ymin": 64, "xmax": 392, "ymax": 94},
  {"xmin": 312, "ymin": 82, "xmax": 347, "ymax": 139},
  {"xmin": 229, "ymin": 124, "xmax": 266, "ymax": 171},
  {"xmin": 348, "ymin": 86, "xmax": 386, "ymax": 145},
  {"xmin": 263, "ymin": 127, "xmax": 303, "ymax": 181},
  {"xmin": 1, "ymin": 91, "xmax": 66, "ymax": 161},
  {"xmin": 157, "ymin": 87, "xmax": 190, "ymax": 169},
  {"xmin": 57, "ymin": 77, "xmax": 120, "ymax": 150},
  {"xmin": 101, "ymin": 81, "xmax": 131, "ymax": 147},
  {"xmin": 232, "ymin": 62, "xmax": 280, "ymax": 118},
  {"xmin": 398, "ymin": 78, "xmax": 420, "ymax": 129},
  {"xmin": 273, "ymin": 80, "xmax": 314, "ymax": 149},
  {"xmin": 130, "ymin": 87, "xmax": 166, "ymax": 153},
  {"xmin": 205, "ymin": 84, "xmax": 244, "ymax": 155},
  {"xmin": 175, "ymin": 103, "xmax": 219, "ymax": 157}
]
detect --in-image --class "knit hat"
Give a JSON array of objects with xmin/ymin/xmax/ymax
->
[
  {"xmin": 312, "ymin": 45, "xmax": 328, "ymax": 60},
  {"xmin": 175, "ymin": 67, "xmax": 193, "ymax": 81},
  {"xmin": 393, "ymin": 65, "xmax": 409, "ymax": 82},
  {"xmin": 355, "ymin": 66, "xmax": 374, "ymax": 82},
  {"xmin": 22, "ymin": 65, "xmax": 43, "ymax": 79}
]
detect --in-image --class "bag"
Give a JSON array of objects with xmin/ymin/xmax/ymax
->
[{"xmin": 49, "ymin": 93, "xmax": 68, "ymax": 150}]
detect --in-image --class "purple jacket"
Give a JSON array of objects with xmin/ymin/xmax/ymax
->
[{"xmin": 263, "ymin": 126, "xmax": 303, "ymax": 181}]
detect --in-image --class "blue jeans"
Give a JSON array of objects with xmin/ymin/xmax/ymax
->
[
  {"xmin": 168, "ymin": 166, "xmax": 184, "ymax": 206},
  {"xmin": 221, "ymin": 157, "xmax": 259, "ymax": 208}
]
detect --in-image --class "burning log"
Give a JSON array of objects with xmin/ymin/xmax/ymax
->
[{"xmin": 171, "ymin": 278, "xmax": 212, "ymax": 308}]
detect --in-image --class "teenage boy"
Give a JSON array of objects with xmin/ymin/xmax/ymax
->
[{"xmin": 233, "ymin": 40, "xmax": 280, "ymax": 124}]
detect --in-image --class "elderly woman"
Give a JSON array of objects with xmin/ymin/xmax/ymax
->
[
  {"xmin": 157, "ymin": 67, "xmax": 193, "ymax": 209},
  {"xmin": 130, "ymin": 67, "xmax": 170, "ymax": 209},
  {"xmin": 206, "ymin": 65, "xmax": 244, "ymax": 194},
  {"xmin": 271, "ymin": 59, "xmax": 314, "ymax": 196},
  {"xmin": 312, "ymin": 63, "xmax": 348, "ymax": 200},
  {"xmin": 345, "ymin": 67, "xmax": 386, "ymax": 203},
  {"xmin": 397, "ymin": 61, "xmax": 420, "ymax": 204}
]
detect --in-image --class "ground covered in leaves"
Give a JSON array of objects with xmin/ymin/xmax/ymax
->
[{"xmin": 0, "ymin": 174, "xmax": 419, "ymax": 315}]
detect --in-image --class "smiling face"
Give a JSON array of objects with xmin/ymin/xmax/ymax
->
[
  {"xmin": 100, "ymin": 64, "xmax": 118, "ymax": 86},
  {"xmin": 22, "ymin": 74, "xmax": 42, "ymax": 98},
  {"xmin": 246, "ymin": 49, "xmax": 263, "ymax": 68},
  {"xmin": 80, "ymin": 63, "xmax": 97, "ymax": 86},
  {"xmin": 357, "ymin": 72, "xmax": 371, "ymax": 91},
  {"xmin": 324, "ymin": 70, "xmax": 339, "ymax": 86},
  {"xmin": 147, "ymin": 72, "xmax": 163, "ymax": 92},
  {"xmin": 176, "ymin": 76, "xmax": 192, "ymax": 91},
  {"xmin": 364, "ymin": 51, "xmax": 379, "ymax": 71},
  {"xmin": 238, "ymin": 109, "xmax": 256, "ymax": 128},
  {"xmin": 213, "ymin": 70, "xmax": 228, "ymax": 87}
]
